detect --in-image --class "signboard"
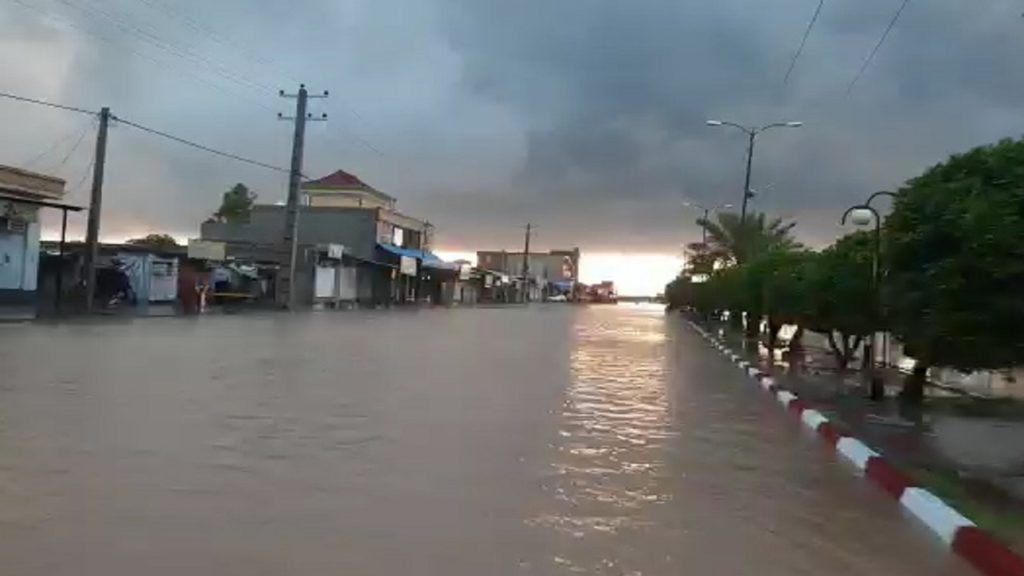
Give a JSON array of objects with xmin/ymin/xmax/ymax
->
[
  {"xmin": 459, "ymin": 264, "xmax": 472, "ymax": 281},
  {"xmin": 484, "ymin": 275, "xmax": 493, "ymax": 288},
  {"xmin": 400, "ymin": 255, "xmax": 417, "ymax": 276},
  {"xmin": 187, "ymin": 239, "xmax": 226, "ymax": 261},
  {"xmin": 325, "ymin": 243, "xmax": 344, "ymax": 259}
]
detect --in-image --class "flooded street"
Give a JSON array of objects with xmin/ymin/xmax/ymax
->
[{"xmin": 0, "ymin": 306, "xmax": 974, "ymax": 575}]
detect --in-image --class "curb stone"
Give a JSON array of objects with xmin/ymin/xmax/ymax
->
[{"xmin": 686, "ymin": 320, "xmax": 1024, "ymax": 576}]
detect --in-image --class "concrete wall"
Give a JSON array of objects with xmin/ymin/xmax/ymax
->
[
  {"xmin": 201, "ymin": 206, "xmax": 379, "ymax": 261},
  {"xmin": 307, "ymin": 191, "xmax": 392, "ymax": 210}
]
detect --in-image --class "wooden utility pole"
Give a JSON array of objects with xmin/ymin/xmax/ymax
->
[
  {"xmin": 82, "ymin": 106, "xmax": 110, "ymax": 312},
  {"xmin": 521, "ymin": 223, "xmax": 532, "ymax": 303},
  {"xmin": 277, "ymin": 85, "xmax": 327, "ymax": 309}
]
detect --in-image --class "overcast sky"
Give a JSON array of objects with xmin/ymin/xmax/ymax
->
[{"xmin": 2, "ymin": 0, "xmax": 1023, "ymax": 252}]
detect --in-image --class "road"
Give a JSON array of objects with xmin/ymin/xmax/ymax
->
[{"xmin": 0, "ymin": 306, "xmax": 975, "ymax": 575}]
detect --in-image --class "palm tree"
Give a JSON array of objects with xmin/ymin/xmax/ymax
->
[
  {"xmin": 695, "ymin": 210, "xmax": 800, "ymax": 340},
  {"xmin": 696, "ymin": 211, "xmax": 799, "ymax": 266}
]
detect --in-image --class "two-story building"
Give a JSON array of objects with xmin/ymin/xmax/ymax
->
[
  {"xmin": 475, "ymin": 248, "xmax": 580, "ymax": 301},
  {"xmin": 199, "ymin": 169, "xmax": 455, "ymax": 307}
]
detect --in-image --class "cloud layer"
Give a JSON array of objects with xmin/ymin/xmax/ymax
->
[{"xmin": 2, "ymin": 0, "xmax": 1023, "ymax": 250}]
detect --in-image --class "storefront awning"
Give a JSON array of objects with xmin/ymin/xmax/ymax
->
[
  {"xmin": 377, "ymin": 243, "xmax": 458, "ymax": 270},
  {"xmin": 378, "ymin": 243, "xmax": 432, "ymax": 260}
]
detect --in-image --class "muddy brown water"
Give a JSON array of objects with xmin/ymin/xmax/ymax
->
[{"xmin": 0, "ymin": 306, "xmax": 975, "ymax": 574}]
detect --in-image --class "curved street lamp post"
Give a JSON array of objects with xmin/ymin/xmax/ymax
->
[
  {"xmin": 840, "ymin": 190, "xmax": 896, "ymax": 401},
  {"xmin": 684, "ymin": 200, "xmax": 733, "ymax": 245},
  {"xmin": 706, "ymin": 120, "xmax": 802, "ymax": 223}
]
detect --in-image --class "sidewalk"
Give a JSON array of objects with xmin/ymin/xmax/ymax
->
[{"xmin": 705, "ymin": 320, "xmax": 1024, "ymax": 553}]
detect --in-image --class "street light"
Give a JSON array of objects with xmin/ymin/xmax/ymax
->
[
  {"xmin": 706, "ymin": 119, "xmax": 803, "ymax": 223},
  {"xmin": 840, "ymin": 190, "xmax": 896, "ymax": 401},
  {"xmin": 684, "ymin": 200, "xmax": 733, "ymax": 245}
]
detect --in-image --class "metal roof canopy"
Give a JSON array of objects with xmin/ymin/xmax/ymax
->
[{"xmin": 0, "ymin": 189, "xmax": 84, "ymax": 211}]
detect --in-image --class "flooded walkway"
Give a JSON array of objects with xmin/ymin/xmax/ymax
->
[{"xmin": 0, "ymin": 307, "xmax": 975, "ymax": 574}]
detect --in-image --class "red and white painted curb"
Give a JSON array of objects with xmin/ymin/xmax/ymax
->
[{"xmin": 688, "ymin": 321, "xmax": 1024, "ymax": 576}]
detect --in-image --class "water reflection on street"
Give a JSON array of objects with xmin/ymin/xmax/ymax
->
[
  {"xmin": 529, "ymin": 309, "xmax": 676, "ymax": 574},
  {"xmin": 0, "ymin": 307, "xmax": 974, "ymax": 575}
]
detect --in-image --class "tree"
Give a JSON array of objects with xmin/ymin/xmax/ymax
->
[
  {"xmin": 683, "ymin": 241, "xmax": 717, "ymax": 276},
  {"xmin": 694, "ymin": 211, "xmax": 802, "ymax": 340},
  {"xmin": 886, "ymin": 137, "xmax": 1024, "ymax": 401},
  {"xmin": 756, "ymin": 249, "xmax": 816, "ymax": 356},
  {"xmin": 696, "ymin": 210, "xmax": 800, "ymax": 266},
  {"xmin": 126, "ymin": 233, "xmax": 180, "ymax": 250},
  {"xmin": 803, "ymin": 231, "xmax": 876, "ymax": 370},
  {"xmin": 210, "ymin": 183, "xmax": 256, "ymax": 223}
]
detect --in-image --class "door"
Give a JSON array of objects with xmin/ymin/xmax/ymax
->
[{"xmin": 0, "ymin": 230, "xmax": 25, "ymax": 290}]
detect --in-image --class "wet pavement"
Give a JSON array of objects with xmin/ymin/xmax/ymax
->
[{"xmin": 0, "ymin": 306, "xmax": 976, "ymax": 575}]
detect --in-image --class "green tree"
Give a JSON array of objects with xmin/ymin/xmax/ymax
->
[
  {"xmin": 690, "ymin": 211, "xmax": 801, "ymax": 340},
  {"xmin": 683, "ymin": 241, "xmax": 717, "ymax": 276},
  {"xmin": 803, "ymin": 232, "xmax": 876, "ymax": 370},
  {"xmin": 696, "ymin": 210, "xmax": 800, "ymax": 265},
  {"xmin": 886, "ymin": 137, "xmax": 1024, "ymax": 401},
  {"xmin": 210, "ymin": 183, "xmax": 256, "ymax": 223},
  {"xmin": 756, "ymin": 249, "xmax": 816, "ymax": 356},
  {"xmin": 126, "ymin": 233, "xmax": 180, "ymax": 250}
]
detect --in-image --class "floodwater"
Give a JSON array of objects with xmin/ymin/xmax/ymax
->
[{"xmin": 0, "ymin": 306, "xmax": 975, "ymax": 575}]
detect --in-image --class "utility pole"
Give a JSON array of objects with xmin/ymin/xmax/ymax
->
[
  {"xmin": 521, "ymin": 223, "xmax": 532, "ymax": 303},
  {"xmin": 700, "ymin": 207, "xmax": 709, "ymax": 245},
  {"xmin": 82, "ymin": 106, "xmax": 110, "ymax": 313},
  {"xmin": 741, "ymin": 130, "xmax": 755, "ymax": 224},
  {"xmin": 277, "ymin": 85, "xmax": 327, "ymax": 310}
]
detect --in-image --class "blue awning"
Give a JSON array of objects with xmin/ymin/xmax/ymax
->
[{"xmin": 372, "ymin": 239, "xmax": 444, "ymax": 262}]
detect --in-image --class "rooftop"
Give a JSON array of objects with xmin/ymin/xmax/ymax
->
[{"xmin": 303, "ymin": 169, "xmax": 395, "ymax": 201}]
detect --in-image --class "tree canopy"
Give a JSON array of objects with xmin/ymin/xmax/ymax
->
[
  {"xmin": 696, "ymin": 210, "xmax": 799, "ymax": 265},
  {"xmin": 886, "ymin": 137, "xmax": 1024, "ymax": 372},
  {"xmin": 211, "ymin": 183, "xmax": 257, "ymax": 224},
  {"xmin": 126, "ymin": 233, "xmax": 179, "ymax": 250}
]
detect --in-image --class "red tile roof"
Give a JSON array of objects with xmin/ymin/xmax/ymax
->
[
  {"xmin": 303, "ymin": 169, "xmax": 395, "ymax": 201},
  {"xmin": 304, "ymin": 169, "xmax": 370, "ymax": 189}
]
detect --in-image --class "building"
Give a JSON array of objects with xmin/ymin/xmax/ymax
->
[
  {"xmin": 199, "ymin": 169, "xmax": 455, "ymax": 307},
  {"xmin": 0, "ymin": 165, "xmax": 79, "ymax": 316},
  {"xmin": 38, "ymin": 241, "xmax": 184, "ymax": 314},
  {"xmin": 304, "ymin": 169, "xmax": 396, "ymax": 210},
  {"xmin": 476, "ymin": 248, "xmax": 580, "ymax": 300}
]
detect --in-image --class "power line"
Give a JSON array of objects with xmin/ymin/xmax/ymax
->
[
  {"xmin": 69, "ymin": 154, "xmax": 95, "ymax": 197},
  {"xmin": 52, "ymin": 0, "xmax": 276, "ymax": 95},
  {"xmin": 5, "ymin": 0, "xmax": 278, "ymax": 114},
  {"xmin": 51, "ymin": 120, "xmax": 95, "ymax": 171},
  {"xmin": 10, "ymin": 0, "xmax": 380, "ymax": 155},
  {"xmin": 21, "ymin": 121, "xmax": 92, "ymax": 168},
  {"xmin": 848, "ymin": 0, "xmax": 912, "ymax": 94},
  {"xmin": 135, "ymin": 0, "xmax": 301, "ymax": 86},
  {"xmin": 114, "ymin": 116, "xmax": 291, "ymax": 174},
  {"xmin": 129, "ymin": 0, "xmax": 382, "ymax": 154},
  {"xmin": 316, "ymin": 123, "xmax": 385, "ymax": 157},
  {"xmin": 0, "ymin": 89, "xmax": 96, "ymax": 116},
  {"xmin": 784, "ymin": 0, "xmax": 826, "ymax": 85}
]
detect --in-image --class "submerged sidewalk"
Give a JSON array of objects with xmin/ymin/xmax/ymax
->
[{"xmin": 703, "ymin": 320, "xmax": 1024, "ymax": 553}]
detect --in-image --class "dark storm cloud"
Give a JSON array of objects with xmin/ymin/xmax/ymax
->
[
  {"xmin": 432, "ymin": 0, "xmax": 1024, "ymax": 247},
  {"xmin": 2, "ymin": 0, "xmax": 1024, "ymax": 249}
]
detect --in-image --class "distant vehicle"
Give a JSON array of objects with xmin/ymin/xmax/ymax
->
[{"xmin": 546, "ymin": 294, "xmax": 568, "ymax": 302}]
